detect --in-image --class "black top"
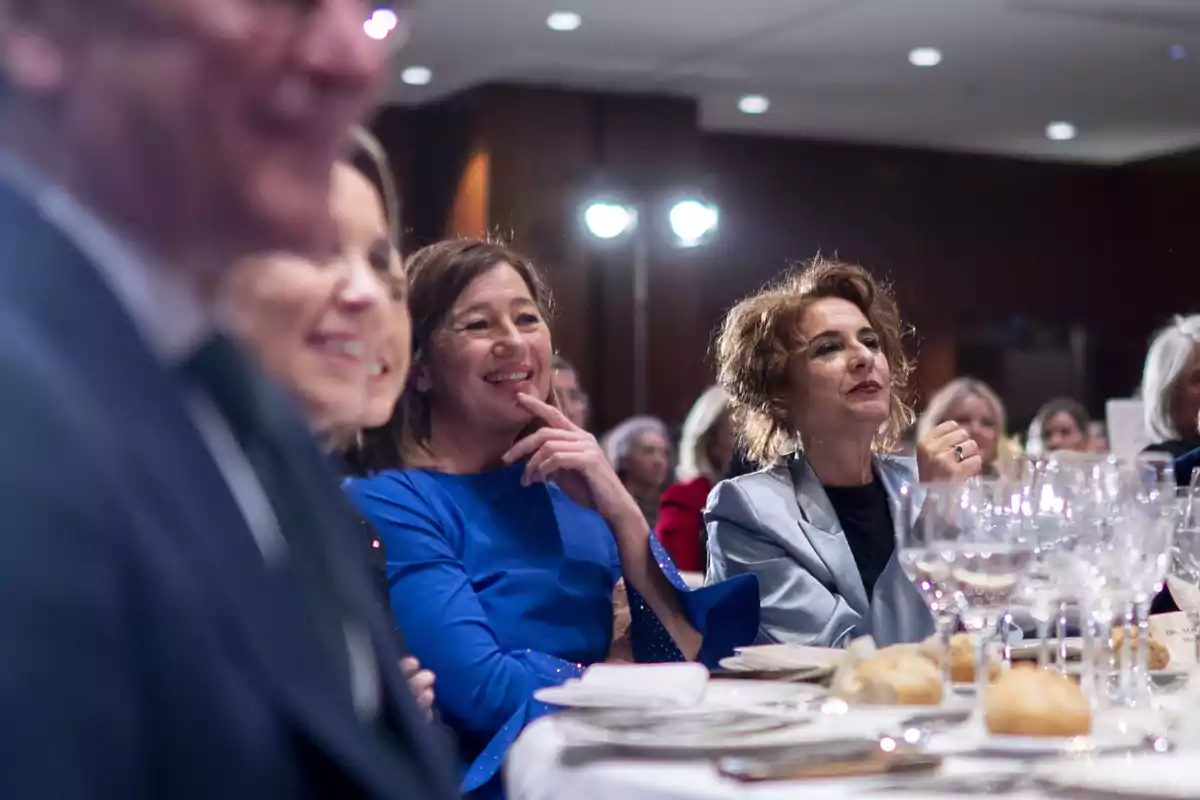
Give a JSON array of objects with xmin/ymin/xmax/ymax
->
[
  {"xmin": 1143, "ymin": 438, "xmax": 1200, "ymax": 461},
  {"xmin": 823, "ymin": 475, "xmax": 896, "ymax": 602}
]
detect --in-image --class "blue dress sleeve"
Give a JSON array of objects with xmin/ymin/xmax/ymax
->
[
  {"xmin": 344, "ymin": 473, "xmax": 582, "ymax": 794},
  {"xmin": 625, "ymin": 533, "xmax": 760, "ymax": 668}
]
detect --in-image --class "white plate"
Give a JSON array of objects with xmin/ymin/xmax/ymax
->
[
  {"xmin": 733, "ymin": 644, "xmax": 845, "ymax": 670},
  {"xmin": 717, "ymin": 656, "xmax": 836, "ymax": 680},
  {"xmin": 1036, "ymin": 754, "xmax": 1200, "ymax": 798},
  {"xmin": 1009, "ymin": 637, "xmax": 1083, "ymax": 661},
  {"xmin": 560, "ymin": 709, "xmax": 882, "ymax": 754},
  {"xmin": 1060, "ymin": 663, "xmax": 1191, "ymax": 685},
  {"xmin": 704, "ymin": 679, "xmax": 825, "ymax": 707},
  {"xmin": 533, "ymin": 685, "xmax": 682, "ymax": 710},
  {"xmin": 931, "ymin": 725, "xmax": 1145, "ymax": 757},
  {"xmin": 536, "ymin": 678, "xmax": 824, "ymax": 710}
]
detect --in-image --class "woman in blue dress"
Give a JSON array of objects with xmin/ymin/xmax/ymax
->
[{"xmin": 344, "ymin": 237, "xmax": 758, "ymax": 797}]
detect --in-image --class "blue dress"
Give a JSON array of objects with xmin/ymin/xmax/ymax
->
[{"xmin": 344, "ymin": 463, "xmax": 759, "ymax": 797}]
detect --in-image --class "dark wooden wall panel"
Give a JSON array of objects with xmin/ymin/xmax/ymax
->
[{"xmin": 372, "ymin": 85, "xmax": 1200, "ymax": 435}]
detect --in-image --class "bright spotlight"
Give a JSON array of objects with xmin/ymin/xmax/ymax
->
[
  {"xmin": 907, "ymin": 47, "xmax": 942, "ymax": 67},
  {"xmin": 401, "ymin": 66, "xmax": 433, "ymax": 86},
  {"xmin": 547, "ymin": 11, "xmax": 583, "ymax": 31},
  {"xmin": 668, "ymin": 199, "xmax": 719, "ymax": 247},
  {"xmin": 738, "ymin": 94, "xmax": 770, "ymax": 115},
  {"xmin": 1045, "ymin": 121, "xmax": 1077, "ymax": 142},
  {"xmin": 364, "ymin": 8, "xmax": 399, "ymax": 40},
  {"xmin": 583, "ymin": 202, "xmax": 637, "ymax": 240}
]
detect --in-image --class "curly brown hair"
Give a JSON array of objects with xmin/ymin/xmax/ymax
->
[
  {"xmin": 714, "ymin": 256, "xmax": 914, "ymax": 467},
  {"xmin": 350, "ymin": 236, "xmax": 556, "ymax": 473}
]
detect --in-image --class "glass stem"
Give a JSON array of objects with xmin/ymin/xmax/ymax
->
[
  {"xmin": 1057, "ymin": 601, "xmax": 1070, "ymax": 668},
  {"xmin": 1135, "ymin": 597, "xmax": 1152, "ymax": 707},
  {"xmin": 972, "ymin": 623, "xmax": 992, "ymax": 726},
  {"xmin": 935, "ymin": 613, "xmax": 955, "ymax": 691},
  {"xmin": 1119, "ymin": 603, "xmax": 1135, "ymax": 705},
  {"xmin": 1036, "ymin": 612, "xmax": 1053, "ymax": 670},
  {"xmin": 1190, "ymin": 610, "xmax": 1200, "ymax": 670}
]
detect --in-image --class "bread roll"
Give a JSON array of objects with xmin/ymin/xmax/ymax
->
[
  {"xmin": 1110, "ymin": 627, "xmax": 1171, "ymax": 670},
  {"xmin": 835, "ymin": 646, "xmax": 944, "ymax": 706},
  {"xmin": 917, "ymin": 633, "xmax": 1001, "ymax": 683},
  {"xmin": 985, "ymin": 667, "xmax": 1091, "ymax": 737},
  {"xmin": 949, "ymin": 633, "xmax": 1002, "ymax": 683}
]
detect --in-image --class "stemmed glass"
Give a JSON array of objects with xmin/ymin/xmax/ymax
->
[
  {"xmin": 898, "ymin": 484, "xmax": 963, "ymax": 691},
  {"xmin": 1169, "ymin": 469, "xmax": 1200, "ymax": 669},
  {"xmin": 1016, "ymin": 454, "xmax": 1083, "ymax": 669},
  {"xmin": 1123, "ymin": 454, "xmax": 1176, "ymax": 704},
  {"xmin": 1069, "ymin": 454, "xmax": 1175, "ymax": 708},
  {"xmin": 902, "ymin": 481, "xmax": 1034, "ymax": 717}
]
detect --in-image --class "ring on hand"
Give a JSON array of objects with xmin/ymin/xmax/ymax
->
[{"xmin": 954, "ymin": 444, "xmax": 966, "ymax": 463}]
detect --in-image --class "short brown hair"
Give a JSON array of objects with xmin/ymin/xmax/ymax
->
[
  {"xmin": 354, "ymin": 237, "xmax": 555, "ymax": 472},
  {"xmin": 715, "ymin": 256, "xmax": 914, "ymax": 467}
]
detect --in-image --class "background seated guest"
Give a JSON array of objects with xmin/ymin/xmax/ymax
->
[
  {"xmin": 656, "ymin": 386, "xmax": 735, "ymax": 572},
  {"xmin": 1028, "ymin": 398, "xmax": 1092, "ymax": 455},
  {"xmin": 221, "ymin": 146, "xmax": 436, "ymax": 714},
  {"xmin": 1141, "ymin": 314, "xmax": 1200, "ymax": 459},
  {"xmin": 602, "ymin": 416, "xmax": 673, "ymax": 529},
  {"xmin": 551, "ymin": 354, "xmax": 591, "ymax": 430},
  {"xmin": 706, "ymin": 257, "xmax": 980, "ymax": 648},
  {"xmin": 344, "ymin": 238, "xmax": 758, "ymax": 798},
  {"xmin": 917, "ymin": 376, "xmax": 1013, "ymax": 477},
  {"xmin": 1176, "ymin": 414, "xmax": 1200, "ymax": 489}
]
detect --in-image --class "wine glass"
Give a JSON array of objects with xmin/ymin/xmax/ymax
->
[
  {"xmin": 906, "ymin": 481, "xmax": 1034, "ymax": 715},
  {"xmin": 898, "ymin": 484, "xmax": 963, "ymax": 690},
  {"xmin": 1015, "ymin": 454, "xmax": 1083, "ymax": 669},
  {"xmin": 1123, "ymin": 453, "xmax": 1176, "ymax": 704},
  {"xmin": 1070, "ymin": 454, "xmax": 1175, "ymax": 707},
  {"xmin": 1170, "ymin": 469, "xmax": 1200, "ymax": 669}
]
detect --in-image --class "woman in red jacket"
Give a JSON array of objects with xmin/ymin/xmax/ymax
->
[{"xmin": 656, "ymin": 386, "xmax": 735, "ymax": 572}]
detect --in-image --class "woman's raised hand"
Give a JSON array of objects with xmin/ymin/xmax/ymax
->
[
  {"xmin": 502, "ymin": 393, "xmax": 643, "ymax": 526},
  {"xmin": 916, "ymin": 420, "xmax": 983, "ymax": 483}
]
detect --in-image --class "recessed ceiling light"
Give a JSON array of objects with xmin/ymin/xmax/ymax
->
[
  {"xmin": 1045, "ymin": 121, "xmax": 1077, "ymax": 141},
  {"xmin": 908, "ymin": 47, "xmax": 943, "ymax": 67},
  {"xmin": 1170, "ymin": 44, "xmax": 1188, "ymax": 60},
  {"xmin": 400, "ymin": 66, "xmax": 433, "ymax": 86},
  {"xmin": 546, "ymin": 11, "xmax": 582, "ymax": 31},
  {"xmin": 738, "ymin": 94, "xmax": 770, "ymax": 115}
]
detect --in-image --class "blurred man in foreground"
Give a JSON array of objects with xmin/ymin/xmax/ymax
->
[{"xmin": 0, "ymin": 1, "xmax": 455, "ymax": 797}]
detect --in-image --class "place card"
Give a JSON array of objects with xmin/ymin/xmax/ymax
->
[{"xmin": 1148, "ymin": 611, "xmax": 1196, "ymax": 666}]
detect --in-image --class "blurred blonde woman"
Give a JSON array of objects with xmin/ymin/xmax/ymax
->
[
  {"xmin": 221, "ymin": 128, "xmax": 434, "ymax": 715},
  {"xmin": 917, "ymin": 377, "xmax": 1016, "ymax": 477},
  {"xmin": 655, "ymin": 386, "xmax": 735, "ymax": 572}
]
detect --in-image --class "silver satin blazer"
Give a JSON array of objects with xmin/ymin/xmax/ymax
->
[{"xmin": 704, "ymin": 452, "xmax": 933, "ymax": 648}]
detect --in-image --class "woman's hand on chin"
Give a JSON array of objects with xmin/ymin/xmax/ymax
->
[
  {"xmin": 502, "ymin": 393, "xmax": 643, "ymax": 525},
  {"xmin": 917, "ymin": 420, "xmax": 983, "ymax": 483}
]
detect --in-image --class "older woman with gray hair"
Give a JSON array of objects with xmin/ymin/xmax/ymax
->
[
  {"xmin": 655, "ymin": 386, "xmax": 735, "ymax": 572},
  {"xmin": 1141, "ymin": 314, "xmax": 1200, "ymax": 461},
  {"xmin": 603, "ymin": 416, "xmax": 673, "ymax": 528}
]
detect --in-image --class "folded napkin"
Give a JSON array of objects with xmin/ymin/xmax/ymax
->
[{"xmin": 552, "ymin": 663, "xmax": 710, "ymax": 709}]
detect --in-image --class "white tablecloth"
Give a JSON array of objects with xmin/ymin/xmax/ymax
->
[
  {"xmin": 505, "ymin": 713, "xmax": 1061, "ymax": 800},
  {"xmin": 505, "ymin": 695, "xmax": 1200, "ymax": 800}
]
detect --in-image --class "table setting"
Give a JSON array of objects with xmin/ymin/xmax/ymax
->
[{"xmin": 505, "ymin": 455, "xmax": 1200, "ymax": 799}]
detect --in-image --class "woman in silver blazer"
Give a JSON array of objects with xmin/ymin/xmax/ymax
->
[{"xmin": 705, "ymin": 257, "xmax": 983, "ymax": 648}]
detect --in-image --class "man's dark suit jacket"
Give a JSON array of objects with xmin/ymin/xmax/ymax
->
[{"xmin": 0, "ymin": 182, "xmax": 458, "ymax": 799}]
